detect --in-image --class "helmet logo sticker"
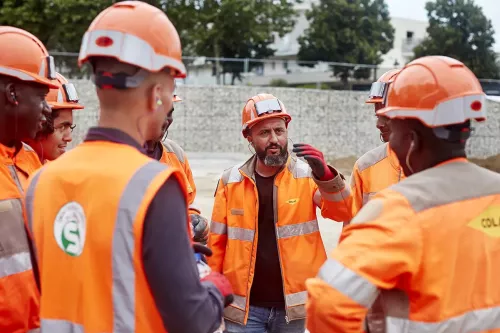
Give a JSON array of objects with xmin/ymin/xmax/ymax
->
[
  {"xmin": 471, "ymin": 100, "xmax": 482, "ymax": 112},
  {"xmin": 95, "ymin": 36, "xmax": 114, "ymax": 48}
]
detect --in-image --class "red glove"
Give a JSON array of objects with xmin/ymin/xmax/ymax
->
[
  {"xmin": 202, "ymin": 272, "xmax": 234, "ymax": 307},
  {"xmin": 292, "ymin": 143, "xmax": 335, "ymax": 181}
]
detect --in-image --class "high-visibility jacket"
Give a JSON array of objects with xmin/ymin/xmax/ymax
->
[
  {"xmin": 0, "ymin": 142, "xmax": 41, "ymax": 333},
  {"xmin": 208, "ymin": 155, "xmax": 351, "ymax": 325},
  {"xmin": 23, "ymin": 141, "xmax": 187, "ymax": 333},
  {"xmin": 349, "ymin": 143, "xmax": 404, "ymax": 217},
  {"xmin": 159, "ymin": 139, "xmax": 200, "ymax": 215},
  {"xmin": 306, "ymin": 158, "xmax": 500, "ymax": 333},
  {"xmin": 347, "ymin": 143, "xmax": 405, "ymax": 333}
]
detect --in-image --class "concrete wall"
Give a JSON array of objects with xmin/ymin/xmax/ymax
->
[{"xmin": 72, "ymin": 80, "xmax": 500, "ymax": 159}]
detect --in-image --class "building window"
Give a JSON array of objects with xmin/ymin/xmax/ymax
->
[
  {"xmin": 283, "ymin": 61, "xmax": 288, "ymax": 70},
  {"xmin": 272, "ymin": 61, "xmax": 276, "ymax": 70},
  {"xmin": 406, "ymin": 31, "xmax": 414, "ymax": 40}
]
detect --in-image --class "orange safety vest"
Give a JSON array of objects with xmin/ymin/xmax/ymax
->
[
  {"xmin": 159, "ymin": 139, "xmax": 199, "ymax": 214},
  {"xmin": 0, "ymin": 142, "xmax": 41, "ymax": 333},
  {"xmin": 306, "ymin": 159, "xmax": 500, "ymax": 333},
  {"xmin": 24, "ymin": 141, "xmax": 188, "ymax": 333},
  {"xmin": 349, "ymin": 143, "xmax": 404, "ymax": 217},
  {"xmin": 208, "ymin": 155, "xmax": 351, "ymax": 325}
]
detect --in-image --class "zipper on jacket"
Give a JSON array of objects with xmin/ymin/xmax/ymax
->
[
  {"xmin": 272, "ymin": 183, "xmax": 290, "ymax": 324},
  {"xmin": 243, "ymin": 176, "xmax": 258, "ymax": 324}
]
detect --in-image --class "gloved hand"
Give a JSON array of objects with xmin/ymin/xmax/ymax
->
[
  {"xmin": 292, "ymin": 143, "xmax": 335, "ymax": 181},
  {"xmin": 192, "ymin": 243, "xmax": 234, "ymax": 307},
  {"xmin": 190, "ymin": 214, "xmax": 209, "ymax": 245},
  {"xmin": 193, "ymin": 243, "xmax": 212, "ymax": 264},
  {"xmin": 202, "ymin": 272, "xmax": 234, "ymax": 307}
]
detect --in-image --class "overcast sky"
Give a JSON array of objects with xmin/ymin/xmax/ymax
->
[{"xmin": 385, "ymin": 0, "xmax": 500, "ymax": 51}]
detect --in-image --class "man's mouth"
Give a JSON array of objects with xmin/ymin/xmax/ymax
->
[
  {"xmin": 58, "ymin": 145, "xmax": 67, "ymax": 152},
  {"xmin": 267, "ymin": 146, "xmax": 281, "ymax": 154}
]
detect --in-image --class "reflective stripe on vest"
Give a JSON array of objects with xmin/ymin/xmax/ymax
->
[
  {"xmin": 25, "ymin": 161, "xmax": 169, "ymax": 331},
  {"xmin": 210, "ymin": 219, "xmax": 320, "ymax": 240},
  {"xmin": 318, "ymin": 258, "xmax": 379, "ymax": 308},
  {"xmin": 0, "ymin": 251, "xmax": 32, "ymax": 278}
]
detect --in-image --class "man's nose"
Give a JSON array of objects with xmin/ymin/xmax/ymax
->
[
  {"xmin": 63, "ymin": 131, "xmax": 72, "ymax": 143},
  {"xmin": 269, "ymin": 130, "xmax": 279, "ymax": 143}
]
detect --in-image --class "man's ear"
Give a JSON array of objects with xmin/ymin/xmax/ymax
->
[
  {"xmin": 5, "ymin": 82, "xmax": 17, "ymax": 106},
  {"xmin": 148, "ymin": 83, "xmax": 163, "ymax": 113}
]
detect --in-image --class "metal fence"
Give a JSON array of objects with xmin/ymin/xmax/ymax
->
[{"xmin": 52, "ymin": 52, "xmax": 398, "ymax": 89}]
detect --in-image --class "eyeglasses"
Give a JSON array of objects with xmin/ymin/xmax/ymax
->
[{"xmin": 54, "ymin": 123, "xmax": 76, "ymax": 133}]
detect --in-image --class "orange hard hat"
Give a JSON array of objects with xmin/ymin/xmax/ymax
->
[
  {"xmin": 0, "ymin": 26, "xmax": 58, "ymax": 88},
  {"xmin": 241, "ymin": 94, "xmax": 292, "ymax": 138},
  {"xmin": 377, "ymin": 56, "xmax": 486, "ymax": 127},
  {"xmin": 78, "ymin": 1, "xmax": 186, "ymax": 78},
  {"xmin": 173, "ymin": 95, "xmax": 182, "ymax": 102},
  {"xmin": 366, "ymin": 68, "xmax": 401, "ymax": 104},
  {"xmin": 46, "ymin": 73, "xmax": 84, "ymax": 110}
]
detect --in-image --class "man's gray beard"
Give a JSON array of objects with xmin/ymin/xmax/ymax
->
[
  {"xmin": 263, "ymin": 153, "xmax": 288, "ymax": 166},
  {"xmin": 256, "ymin": 143, "xmax": 288, "ymax": 167}
]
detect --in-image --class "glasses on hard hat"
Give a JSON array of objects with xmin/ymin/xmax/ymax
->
[
  {"xmin": 369, "ymin": 82, "xmax": 389, "ymax": 100},
  {"xmin": 45, "ymin": 56, "xmax": 57, "ymax": 80},
  {"xmin": 254, "ymin": 98, "xmax": 283, "ymax": 116},
  {"xmin": 62, "ymin": 83, "xmax": 79, "ymax": 103}
]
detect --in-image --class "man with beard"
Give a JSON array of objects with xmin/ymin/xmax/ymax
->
[
  {"xmin": 24, "ymin": 72, "xmax": 84, "ymax": 164},
  {"xmin": 306, "ymin": 56, "xmax": 500, "ymax": 333},
  {"xmin": 0, "ymin": 26, "xmax": 57, "ymax": 333},
  {"xmin": 207, "ymin": 93, "xmax": 352, "ymax": 332},
  {"xmin": 145, "ymin": 94, "xmax": 209, "ymax": 244}
]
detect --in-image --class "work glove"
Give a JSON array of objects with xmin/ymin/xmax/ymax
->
[
  {"xmin": 193, "ymin": 244, "xmax": 234, "ymax": 307},
  {"xmin": 292, "ymin": 143, "xmax": 335, "ymax": 181},
  {"xmin": 190, "ymin": 214, "xmax": 209, "ymax": 244}
]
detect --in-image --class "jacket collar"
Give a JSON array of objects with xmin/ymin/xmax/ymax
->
[{"xmin": 239, "ymin": 153, "xmax": 296, "ymax": 181}]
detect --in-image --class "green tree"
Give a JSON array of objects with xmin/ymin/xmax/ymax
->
[
  {"xmin": 413, "ymin": 0, "xmax": 499, "ymax": 79},
  {"xmin": 0, "ymin": 0, "xmax": 114, "ymax": 77},
  {"xmin": 0, "ymin": 0, "xmax": 300, "ymax": 83},
  {"xmin": 297, "ymin": 0, "xmax": 395, "ymax": 88},
  {"xmin": 191, "ymin": 0, "xmax": 300, "ymax": 85}
]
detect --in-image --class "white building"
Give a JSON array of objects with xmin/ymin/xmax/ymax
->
[{"xmin": 182, "ymin": 1, "xmax": 429, "ymax": 87}]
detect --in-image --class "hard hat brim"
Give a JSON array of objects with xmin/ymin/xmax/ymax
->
[
  {"xmin": 0, "ymin": 66, "xmax": 59, "ymax": 89},
  {"xmin": 49, "ymin": 101, "xmax": 85, "ymax": 110},
  {"xmin": 366, "ymin": 97, "xmax": 383, "ymax": 104}
]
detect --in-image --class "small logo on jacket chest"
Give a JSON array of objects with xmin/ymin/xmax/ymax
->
[{"xmin": 286, "ymin": 198, "xmax": 300, "ymax": 205}]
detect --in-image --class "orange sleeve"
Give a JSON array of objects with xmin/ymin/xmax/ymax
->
[
  {"xmin": 349, "ymin": 162, "xmax": 365, "ymax": 218},
  {"xmin": 312, "ymin": 165, "xmax": 353, "ymax": 222},
  {"xmin": 206, "ymin": 177, "xmax": 228, "ymax": 273},
  {"xmin": 182, "ymin": 154, "xmax": 200, "ymax": 215},
  {"xmin": 306, "ymin": 192, "xmax": 422, "ymax": 333}
]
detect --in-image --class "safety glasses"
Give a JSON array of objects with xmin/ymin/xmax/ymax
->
[
  {"xmin": 369, "ymin": 82, "xmax": 389, "ymax": 100},
  {"xmin": 45, "ymin": 56, "xmax": 56, "ymax": 80},
  {"xmin": 62, "ymin": 83, "xmax": 79, "ymax": 103},
  {"xmin": 254, "ymin": 98, "xmax": 283, "ymax": 116}
]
